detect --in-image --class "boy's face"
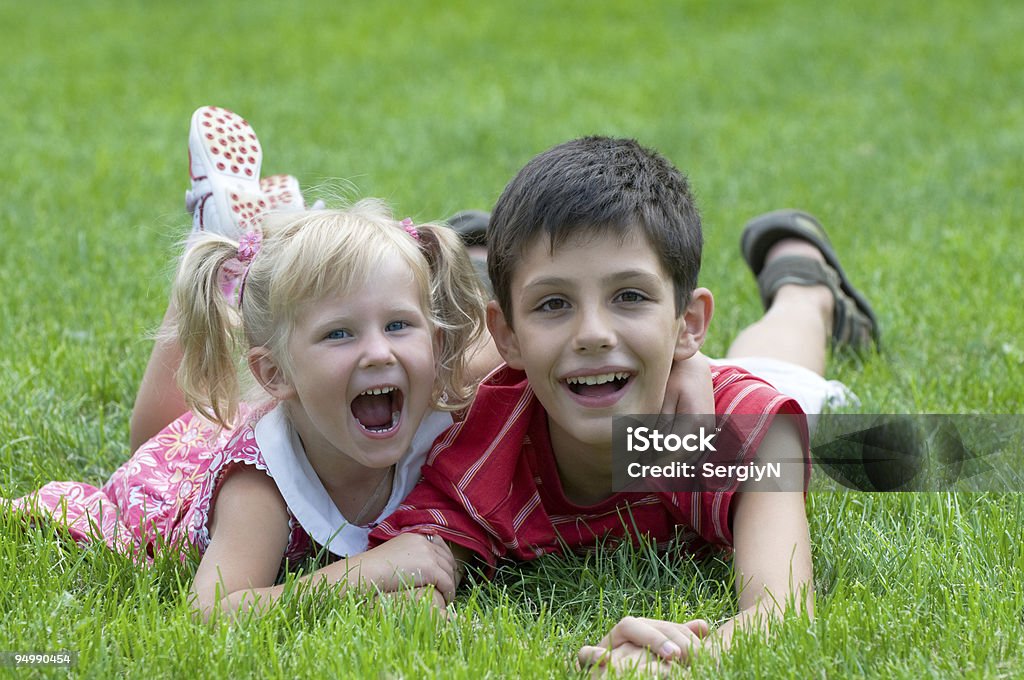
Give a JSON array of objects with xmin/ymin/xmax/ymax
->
[{"xmin": 489, "ymin": 228, "xmax": 698, "ymax": 459}]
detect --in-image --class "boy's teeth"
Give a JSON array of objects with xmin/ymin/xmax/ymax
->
[
  {"xmin": 361, "ymin": 386, "xmax": 396, "ymax": 396},
  {"xmin": 566, "ymin": 372, "xmax": 629, "ymax": 386}
]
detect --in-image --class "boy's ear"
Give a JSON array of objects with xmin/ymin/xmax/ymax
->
[
  {"xmin": 675, "ymin": 287, "xmax": 714, "ymax": 360},
  {"xmin": 486, "ymin": 300, "xmax": 525, "ymax": 370},
  {"xmin": 248, "ymin": 347, "xmax": 296, "ymax": 400}
]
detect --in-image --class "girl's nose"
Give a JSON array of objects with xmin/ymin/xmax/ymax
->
[{"xmin": 359, "ymin": 332, "xmax": 398, "ymax": 368}]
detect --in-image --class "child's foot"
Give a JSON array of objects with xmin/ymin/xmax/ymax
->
[
  {"xmin": 185, "ymin": 105, "xmax": 264, "ymax": 237},
  {"xmin": 448, "ymin": 209, "xmax": 490, "ymax": 249},
  {"xmin": 741, "ymin": 209, "xmax": 880, "ymax": 352},
  {"xmin": 447, "ymin": 210, "xmax": 492, "ymax": 297},
  {"xmin": 260, "ymin": 174, "xmax": 308, "ymax": 212}
]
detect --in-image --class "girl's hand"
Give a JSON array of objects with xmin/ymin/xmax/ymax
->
[
  {"xmin": 661, "ymin": 351, "xmax": 714, "ymax": 418},
  {"xmin": 345, "ymin": 532, "xmax": 458, "ymax": 603},
  {"xmin": 190, "ymin": 470, "xmax": 459, "ymax": 620}
]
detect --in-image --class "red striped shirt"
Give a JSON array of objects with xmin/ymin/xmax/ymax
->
[{"xmin": 370, "ymin": 364, "xmax": 807, "ymax": 570}]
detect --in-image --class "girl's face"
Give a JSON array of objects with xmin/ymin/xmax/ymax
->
[{"xmin": 274, "ymin": 250, "xmax": 437, "ymax": 470}]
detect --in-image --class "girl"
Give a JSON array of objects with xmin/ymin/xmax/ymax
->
[{"xmin": 12, "ymin": 201, "xmax": 487, "ymax": 619}]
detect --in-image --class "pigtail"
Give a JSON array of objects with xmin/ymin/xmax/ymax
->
[
  {"xmin": 170, "ymin": 235, "xmax": 246, "ymax": 428},
  {"xmin": 414, "ymin": 224, "xmax": 487, "ymax": 410}
]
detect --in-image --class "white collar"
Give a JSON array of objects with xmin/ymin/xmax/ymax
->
[{"xmin": 254, "ymin": 404, "xmax": 452, "ymax": 556}]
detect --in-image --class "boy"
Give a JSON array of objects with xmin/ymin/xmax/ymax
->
[{"xmin": 370, "ymin": 136, "xmax": 878, "ymax": 672}]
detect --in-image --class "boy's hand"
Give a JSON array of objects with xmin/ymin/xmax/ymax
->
[
  {"xmin": 661, "ymin": 351, "xmax": 714, "ymax": 418},
  {"xmin": 577, "ymin": 616, "xmax": 710, "ymax": 674},
  {"xmin": 345, "ymin": 532, "xmax": 458, "ymax": 602},
  {"xmin": 578, "ymin": 643, "xmax": 674, "ymax": 677}
]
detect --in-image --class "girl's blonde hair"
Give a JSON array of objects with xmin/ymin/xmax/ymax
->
[{"xmin": 172, "ymin": 199, "xmax": 486, "ymax": 428}]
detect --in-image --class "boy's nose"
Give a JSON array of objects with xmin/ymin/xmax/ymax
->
[{"xmin": 572, "ymin": 304, "xmax": 616, "ymax": 353}]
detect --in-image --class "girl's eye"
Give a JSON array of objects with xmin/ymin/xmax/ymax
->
[
  {"xmin": 385, "ymin": 320, "xmax": 410, "ymax": 332},
  {"xmin": 325, "ymin": 329, "xmax": 351, "ymax": 340},
  {"xmin": 615, "ymin": 290, "xmax": 649, "ymax": 304},
  {"xmin": 537, "ymin": 298, "xmax": 570, "ymax": 312}
]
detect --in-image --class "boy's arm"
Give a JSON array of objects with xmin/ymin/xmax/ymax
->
[
  {"xmin": 576, "ymin": 416, "xmax": 812, "ymax": 670},
  {"xmin": 705, "ymin": 415, "xmax": 813, "ymax": 653}
]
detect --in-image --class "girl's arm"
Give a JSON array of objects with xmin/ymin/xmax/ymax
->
[
  {"xmin": 190, "ymin": 467, "xmax": 292, "ymax": 619},
  {"xmin": 661, "ymin": 350, "xmax": 715, "ymax": 417},
  {"xmin": 465, "ymin": 328, "xmax": 504, "ymax": 385},
  {"xmin": 191, "ymin": 467, "xmax": 459, "ymax": 621}
]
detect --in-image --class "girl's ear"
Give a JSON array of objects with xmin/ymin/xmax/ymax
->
[
  {"xmin": 675, "ymin": 287, "xmax": 714, "ymax": 360},
  {"xmin": 248, "ymin": 347, "xmax": 296, "ymax": 400},
  {"xmin": 486, "ymin": 300, "xmax": 525, "ymax": 370}
]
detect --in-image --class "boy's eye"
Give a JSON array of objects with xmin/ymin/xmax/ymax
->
[
  {"xmin": 615, "ymin": 290, "xmax": 650, "ymax": 303},
  {"xmin": 536, "ymin": 298, "xmax": 570, "ymax": 312},
  {"xmin": 385, "ymin": 320, "xmax": 410, "ymax": 332},
  {"xmin": 325, "ymin": 329, "xmax": 352, "ymax": 340}
]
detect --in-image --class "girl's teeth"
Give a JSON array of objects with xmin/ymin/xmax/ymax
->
[{"xmin": 361, "ymin": 387, "xmax": 396, "ymax": 396}]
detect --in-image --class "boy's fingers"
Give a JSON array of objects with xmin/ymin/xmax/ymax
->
[
  {"xmin": 579, "ymin": 644, "xmax": 674, "ymax": 677},
  {"xmin": 600, "ymin": 616, "xmax": 707, "ymax": 661},
  {"xmin": 655, "ymin": 619, "xmax": 710, "ymax": 661},
  {"xmin": 577, "ymin": 645, "xmax": 609, "ymax": 668},
  {"xmin": 684, "ymin": 618, "xmax": 711, "ymax": 638}
]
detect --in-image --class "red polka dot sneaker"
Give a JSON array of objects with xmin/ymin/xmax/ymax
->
[
  {"xmin": 259, "ymin": 173, "xmax": 307, "ymax": 212},
  {"xmin": 185, "ymin": 105, "xmax": 263, "ymax": 238}
]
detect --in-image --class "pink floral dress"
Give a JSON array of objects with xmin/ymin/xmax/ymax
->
[
  {"xmin": 8, "ymin": 408, "xmax": 312, "ymax": 562},
  {"xmin": 7, "ymin": 405, "xmax": 453, "ymax": 565}
]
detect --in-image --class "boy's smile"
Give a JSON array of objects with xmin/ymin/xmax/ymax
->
[{"xmin": 490, "ymin": 228, "xmax": 700, "ymax": 478}]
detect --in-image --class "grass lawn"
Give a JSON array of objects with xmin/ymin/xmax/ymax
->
[{"xmin": 2, "ymin": 0, "xmax": 1022, "ymax": 677}]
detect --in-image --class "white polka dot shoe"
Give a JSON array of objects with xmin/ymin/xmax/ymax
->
[
  {"xmin": 259, "ymin": 174, "xmax": 307, "ymax": 212},
  {"xmin": 185, "ymin": 105, "xmax": 264, "ymax": 238}
]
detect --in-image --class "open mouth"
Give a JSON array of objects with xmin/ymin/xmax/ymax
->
[
  {"xmin": 564, "ymin": 371, "xmax": 631, "ymax": 398},
  {"xmin": 350, "ymin": 386, "xmax": 404, "ymax": 434}
]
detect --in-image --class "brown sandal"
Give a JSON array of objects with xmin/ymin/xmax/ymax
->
[
  {"xmin": 742, "ymin": 210, "xmax": 880, "ymax": 351},
  {"xmin": 447, "ymin": 210, "xmax": 493, "ymax": 297}
]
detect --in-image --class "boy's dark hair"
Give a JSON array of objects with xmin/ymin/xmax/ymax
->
[{"xmin": 487, "ymin": 136, "xmax": 702, "ymax": 324}]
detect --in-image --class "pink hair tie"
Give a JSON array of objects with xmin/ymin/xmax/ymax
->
[
  {"xmin": 400, "ymin": 217, "xmax": 420, "ymax": 241},
  {"xmin": 236, "ymin": 230, "xmax": 262, "ymax": 306},
  {"xmin": 237, "ymin": 230, "xmax": 262, "ymax": 262}
]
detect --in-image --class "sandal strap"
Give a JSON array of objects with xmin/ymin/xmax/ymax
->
[
  {"xmin": 757, "ymin": 256, "xmax": 877, "ymax": 351},
  {"xmin": 757, "ymin": 256, "xmax": 839, "ymax": 309},
  {"xmin": 448, "ymin": 210, "xmax": 490, "ymax": 247},
  {"xmin": 743, "ymin": 210, "xmax": 836, "ymax": 276},
  {"xmin": 742, "ymin": 209, "xmax": 881, "ymax": 351}
]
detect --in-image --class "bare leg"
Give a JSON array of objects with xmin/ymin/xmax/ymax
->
[
  {"xmin": 129, "ymin": 303, "xmax": 187, "ymax": 452},
  {"xmin": 725, "ymin": 239, "xmax": 834, "ymax": 377}
]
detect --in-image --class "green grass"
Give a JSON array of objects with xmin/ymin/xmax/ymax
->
[{"xmin": 1, "ymin": 0, "xmax": 1022, "ymax": 677}]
